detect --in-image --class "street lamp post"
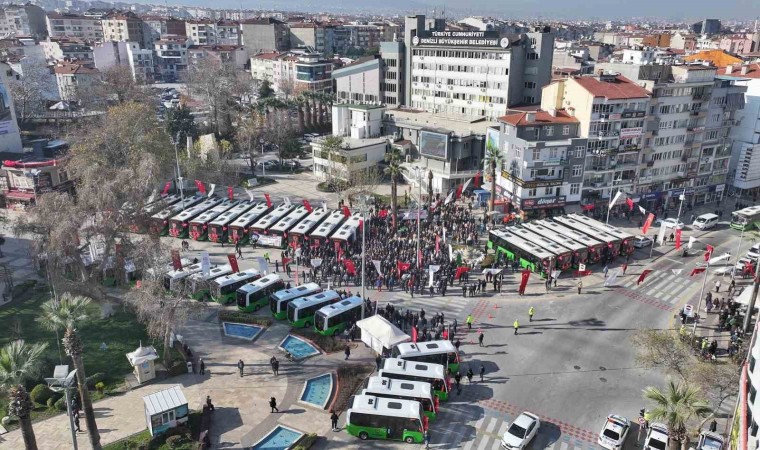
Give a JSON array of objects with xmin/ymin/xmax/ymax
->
[
  {"xmin": 358, "ymin": 195, "xmax": 369, "ymax": 319},
  {"xmin": 691, "ymin": 260, "xmax": 711, "ymax": 338},
  {"xmin": 45, "ymin": 366, "xmax": 78, "ymax": 450},
  {"xmin": 172, "ymin": 132, "xmax": 185, "ymax": 209},
  {"xmin": 413, "ymin": 167, "xmax": 423, "ymax": 270},
  {"xmin": 259, "ymin": 138, "xmax": 266, "ymax": 177}
]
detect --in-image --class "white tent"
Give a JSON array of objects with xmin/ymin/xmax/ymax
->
[
  {"xmin": 735, "ymin": 287, "xmax": 755, "ymax": 307},
  {"xmin": 357, "ymin": 315, "xmax": 410, "ymax": 354}
]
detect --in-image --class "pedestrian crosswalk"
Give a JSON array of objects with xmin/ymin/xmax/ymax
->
[
  {"xmin": 429, "ymin": 405, "xmax": 604, "ymax": 450},
  {"xmin": 382, "ymin": 292, "xmax": 473, "ymax": 324},
  {"xmin": 620, "ymin": 271, "xmax": 702, "ymax": 307}
]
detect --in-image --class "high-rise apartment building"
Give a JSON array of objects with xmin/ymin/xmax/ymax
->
[
  {"xmin": 46, "ymin": 13, "xmax": 103, "ymax": 40},
  {"xmin": 240, "ymin": 18, "xmax": 289, "ymax": 52},
  {"xmin": 102, "ymin": 11, "xmax": 150, "ymax": 49},
  {"xmin": 727, "ymin": 64, "xmax": 760, "ymax": 197}
]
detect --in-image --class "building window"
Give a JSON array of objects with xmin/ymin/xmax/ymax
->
[
  {"xmin": 562, "ymin": 125, "xmax": 570, "ymax": 136},
  {"xmin": 523, "ymin": 96, "xmax": 535, "ymax": 104},
  {"xmin": 532, "ymin": 149, "xmax": 540, "ymax": 160},
  {"xmin": 572, "ymin": 165, "xmax": 582, "ymax": 177},
  {"xmin": 528, "ymin": 188, "xmax": 537, "ymax": 197},
  {"xmin": 574, "ymin": 146, "xmax": 585, "ymax": 158},
  {"xmin": 544, "ymin": 126, "xmax": 554, "ymax": 137},
  {"xmin": 570, "ymin": 183, "xmax": 580, "ymax": 195},
  {"xmin": 524, "ymin": 81, "xmax": 536, "ymax": 89}
]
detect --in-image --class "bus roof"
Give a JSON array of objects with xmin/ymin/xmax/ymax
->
[
  {"xmin": 315, "ymin": 296, "xmax": 363, "ymax": 318},
  {"xmin": 211, "ymin": 268, "xmax": 260, "ymax": 287},
  {"xmin": 165, "ymin": 263, "xmax": 202, "ymax": 279},
  {"xmin": 502, "ymin": 226, "xmax": 572, "ymax": 256},
  {"xmin": 553, "ymin": 216, "xmax": 618, "ymax": 244},
  {"xmin": 169, "ymin": 197, "xmax": 224, "ymax": 222},
  {"xmin": 348, "ymin": 394, "xmax": 421, "ymax": 418},
  {"xmin": 238, "ymin": 274, "xmax": 283, "ymax": 293},
  {"xmin": 290, "ymin": 208, "xmax": 330, "ymax": 236},
  {"xmin": 290, "ymin": 290, "xmax": 341, "ymax": 308},
  {"xmin": 208, "ymin": 201, "xmax": 257, "ymax": 227},
  {"xmin": 271, "ymin": 282, "xmax": 321, "ymax": 301},
  {"xmin": 270, "ymin": 205, "xmax": 310, "ymax": 233},
  {"xmin": 567, "ymin": 214, "xmax": 634, "ymax": 240},
  {"xmin": 490, "ymin": 229, "xmax": 555, "ymax": 259},
  {"xmin": 190, "ymin": 200, "xmax": 238, "ymax": 224},
  {"xmin": 229, "ymin": 202, "xmax": 271, "ymax": 228},
  {"xmin": 521, "ymin": 222, "xmax": 587, "ymax": 252},
  {"xmin": 735, "ymin": 206, "xmax": 760, "ymax": 216},
  {"xmin": 380, "ymin": 358, "xmax": 446, "ymax": 379},
  {"xmin": 393, "ymin": 340, "xmax": 456, "ymax": 357},
  {"xmin": 250, "ymin": 204, "xmax": 294, "ymax": 231},
  {"xmin": 188, "ymin": 264, "xmax": 233, "ymax": 282},
  {"xmin": 311, "ymin": 210, "xmax": 346, "ymax": 239},
  {"xmin": 151, "ymin": 195, "xmax": 205, "ymax": 220},
  {"xmin": 364, "ymin": 376, "xmax": 433, "ymax": 399},
  {"xmin": 533, "ymin": 219, "xmax": 603, "ymax": 247},
  {"xmin": 331, "ymin": 213, "xmax": 363, "ymax": 242}
]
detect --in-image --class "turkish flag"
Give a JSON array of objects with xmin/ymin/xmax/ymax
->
[
  {"xmin": 412, "ymin": 326, "xmax": 418, "ymax": 343},
  {"xmin": 162, "ymin": 181, "xmax": 171, "ymax": 196},
  {"xmin": 264, "ymin": 193, "xmax": 272, "ymax": 208},
  {"xmin": 435, "ymin": 235, "xmax": 441, "ymax": 253},
  {"xmin": 519, "ymin": 269, "xmax": 530, "ymax": 294},
  {"xmin": 342, "ymin": 206, "xmax": 351, "ymax": 218},
  {"xmin": 474, "ymin": 171, "xmax": 481, "ymax": 188},
  {"xmin": 303, "ymin": 199, "xmax": 313, "ymax": 212},
  {"xmin": 227, "ymin": 254, "xmax": 240, "ymax": 273},
  {"xmin": 194, "ymin": 180, "xmax": 206, "ymax": 195},
  {"xmin": 379, "ymin": 209, "xmax": 388, "ymax": 218},
  {"xmin": 344, "ymin": 260, "xmax": 356, "ymax": 275},
  {"xmin": 675, "ymin": 229, "xmax": 682, "ymax": 250},
  {"xmin": 227, "ymin": 186, "xmax": 234, "ymax": 200},
  {"xmin": 690, "ymin": 267, "xmax": 706, "ymax": 276},
  {"xmin": 454, "ymin": 266, "xmax": 470, "ymax": 280},
  {"xmin": 626, "ymin": 198, "xmax": 634, "ymax": 211},
  {"xmin": 397, "ymin": 261, "xmax": 411, "ymax": 273},
  {"xmin": 455, "ymin": 184, "xmax": 464, "ymax": 200},
  {"xmin": 642, "ymin": 213, "xmax": 655, "ymax": 234},
  {"xmin": 705, "ymin": 244, "xmax": 714, "ymax": 261},
  {"xmin": 637, "ymin": 269, "xmax": 653, "ymax": 285}
]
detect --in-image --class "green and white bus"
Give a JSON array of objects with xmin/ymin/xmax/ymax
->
[
  {"xmin": 228, "ymin": 202, "xmax": 272, "ymax": 244},
  {"xmin": 314, "ymin": 296, "xmax": 363, "ymax": 336},
  {"xmin": 209, "ymin": 269, "xmax": 261, "ymax": 304},
  {"xmin": 379, "ymin": 358, "xmax": 451, "ymax": 401},
  {"xmin": 345, "ymin": 394, "xmax": 427, "ymax": 444},
  {"xmin": 207, "ymin": 201, "xmax": 256, "ymax": 244},
  {"xmin": 362, "ymin": 376, "xmax": 438, "ymax": 421},
  {"xmin": 731, "ymin": 205, "xmax": 760, "ymax": 231},
  {"xmin": 187, "ymin": 264, "xmax": 232, "ymax": 301},
  {"xmin": 188, "ymin": 200, "xmax": 238, "ymax": 241},
  {"xmin": 163, "ymin": 263, "xmax": 203, "ymax": 292},
  {"xmin": 391, "ymin": 340, "xmax": 461, "ymax": 374},
  {"xmin": 269, "ymin": 282, "xmax": 322, "ymax": 320},
  {"xmin": 236, "ymin": 274, "xmax": 286, "ymax": 312},
  {"xmin": 287, "ymin": 290, "xmax": 341, "ymax": 328},
  {"xmin": 148, "ymin": 195, "xmax": 205, "ymax": 235},
  {"xmin": 168, "ymin": 196, "xmax": 224, "ymax": 238}
]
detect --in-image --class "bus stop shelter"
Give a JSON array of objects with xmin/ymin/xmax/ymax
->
[{"xmin": 357, "ymin": 315, "xmax": 410, "ymax": 354}]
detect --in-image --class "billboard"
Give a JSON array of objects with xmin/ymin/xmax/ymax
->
[
  {"xmin": 486, "ymin": 127, "xmax": 500, "ymax": 151},
  {"xmin": 419, "ymin": 131, "xmax": 448, "ymax": 159},
  {"xmin": 413, "ymin": 30, "xmax": 507, "ymax": 48}
]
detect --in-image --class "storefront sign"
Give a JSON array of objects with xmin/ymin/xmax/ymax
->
[
  {"xmin": 413, "ymin": 30, "xmax": 505, "ymax": 48},
  {"xmin": 521, "ymin": 196, "xmax": 566, "ymax": 210},
  {"xmin": 501, "ymin": 170, "xmax": 564, "ymax": 188},
  {"xmin": 620, "ymin": 127, "xmax": 643, "ymax": 138},
  {"xmin": 608, "ymin": 113, "xmax": 622, "ymax": 120},
  {"xmin": 641, "ymin": 191, "xmax": 662, "ymax": 201},
  {"xmin": 621, "ymin": 111, "xmax": 646, "ymax": 119},
  {"xmin": 715, "ymin": 184, "xmax": 725, "ymax": 193}
]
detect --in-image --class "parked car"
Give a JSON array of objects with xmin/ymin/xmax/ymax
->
[
  {"xmin": 633, "ymin": 235, "xmax": 653, "ymax": 248},
  {"xmin": 501, "ymin": 412, "xmax": 540, "ymax": 450},
  {"xmin": 696, "ymin": 431, "xmax": 724, "ymax": 450},
  {"xmin": 598, "ymin": 415, "xmax": 630, "ymax": 450},
  {"xmin": 644, "ymin": 423, "xmax": 668, "ymax": 450},
  {"xmin": 282, "ymin": 160, "xmax": 301, "ymax": 168},
  {"xmin": 654, "ymin": 218, "xmax": 685, "ymax": 229}
]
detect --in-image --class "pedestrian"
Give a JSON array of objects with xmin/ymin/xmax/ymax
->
[
  {"xmin": 466, "ymin": 314, "xmax": 473, "ymax": 330},
  {"xmin": 74, "ymin": 414, "xmax": 81, "ymax": 432},
  {"xmin": 479, "ymin": 364, "xmax": 485, "ymax": 382},
  {"xmin": 528, "ymin": 306, "xmax": 535, "ymax": 322},
  {"xmin": 199, "ymin": 357, "xmax": 205, "ymax": 375},
  {"xmin": 331, "ymin": 410, "xmax": 339, "ymax": 431},
  {"xmin": 453, "ymin": 318, "xmax": 458, "ymax": 334},
  {"xmin": 454, "ymin": 371, "xmax": 462, "ymax": 394},
  {"xmin": 466, "ymin": 368, "xmax": 474, "ymax": 383},
  {"xmin": 513, "ymin": 319, "xmax": 520, "ymax": 335},
  {"xmin": 237, "ymin": 359, "xmax": 244, "ymax": 377},
  {"xmin": 577, "ymin": 279, "xmax": 583, "ymax": 294},
  {"xmin": 622, "ymin": 264, "xmax": 628, "ymax": 275},
  {"xmin": 424, "ymin": 429, "xmax": 431, "ymax": 450},
  {"xmin": 375, "ymin": 354, "xmax": 382, "ymax": 370},
  {"xmin": 603, "ymin": 265, "xmax": 609, "ymax": 277},
  {"xmin": 237, "ymin": 246, "xmax": 243, "ymax": 259},
  {"xmin": 344, "ymin": 345, "xmax": 351, "ymax": 360},
  {"xmin": 478, "ymin": 332, "xmax": 485, "ymax": 347},
  {"xmin": 715, "ymin": 280, "xmax": 721, "ymax": 293},
  {"xmin": 273, "ymin": 359, "xmax": 279, "ymax": 376},
  {"xmin": 269, "ymin": 397, "xmax": 279, "ymax": 413}
]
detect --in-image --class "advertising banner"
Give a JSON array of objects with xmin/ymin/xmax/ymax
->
[{"xmin": 256, "ymin": 235, "xmax": 283, "ymax": 247}]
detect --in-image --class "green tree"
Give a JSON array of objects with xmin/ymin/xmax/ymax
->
[
  {"xmin": 0, "ymin": 340, "xmax": 48, "ymax": 450},
  {"xmin": 384, "ymin": 147, "xmax": 407, "ymax": 231},
  {"xmin": 166, "ymin": 106, "xmax": 196, "ymax": 146},
  {"xmin": 258, "ymin": 78, "xmax": 274, "ymax": 99},
  {"xmin": 321, "ymin": 135, "xmax": 347, "ymax": 201},
  {"xmin": 38, "ymin": 294, "xmax": 102, "ymax": 450},
  {"xmin": 484, "ymin": 142, "xmax": 503, "ymax": 213},
  {"xmin": 643, "ymin": 380, "xmax": 711, "ymax": 450}
]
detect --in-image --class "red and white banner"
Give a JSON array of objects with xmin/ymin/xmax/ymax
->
[
  {"xmin": 637, "ymin": 269, "xmax": 653, "ymax": 285},
  {"xmin": 194, "ymin": 180, "xmax": 206, "ymax": 195},
  {"xmin": 303, "ymin": 199, "xmax": 313, "ymax": 212},
  {"xmin": 519, "ymin": 269, "xmax": 530, "ymax": 294},
  {"xmin": 397, "ymin": 261, "xmax": 411, "ymax": 276},
  {"xmin": 641, "ymin": 213, "xmax": 655, "ymax": 234},
  {"xmin": 675, "ymin": 229, "xmax": 682, "ymax": 250},
  {"xmin": 227, "ymin": 254, "xmax": 240, "ymax": 273},
  {"xmin": 705, "ymin": 244, "xmax": 714, "ymax": 261},
  {"xmin": 264, "ymin": 193, "xmax": 272, "ymax": 208},
  {"xmin": 162, "ymin": 181, "xmax": 171, "ymax": 196},
  {"xmin": 227, "ymin": 186, "xmax": 234, "ymax": 200}
]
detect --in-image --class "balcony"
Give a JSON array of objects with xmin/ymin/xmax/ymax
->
[
  {"xmin": 721, "ymin": 119, "xmax": 738, "ymax": 127},
  {"xmin": 646, "ymin": 160, "xmax": 655, "ymax": 167},
  {"xmin": 617, "ymin": 144, "xmax": 642, "ymax": 153}
]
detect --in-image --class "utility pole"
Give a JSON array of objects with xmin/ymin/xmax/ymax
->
[
  {"xmin": 359, "ymin": 196, "xmax": 368, "ymax": 320},
  {"xmin": 742, "ymin": 251, "xmax": 760, "ymax": 333},
  {"xmin": 173, "ymin": 132, "xmax": 185, "ymax": 209}
]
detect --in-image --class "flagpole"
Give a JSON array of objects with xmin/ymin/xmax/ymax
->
[
  {"xmin": 732, "ymin": 227, "xmax": 745, "ymax": 281},
  {"xmin": 691, "ymin": 259, "xmax": 710, "ymax": 338}
]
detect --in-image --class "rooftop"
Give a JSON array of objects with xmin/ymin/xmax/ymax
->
[
  {"xmin": 241, "ymin": 17, "xmax": 284, "ymax": 25},
  {"xmin": 572, "ymin": 74, "xmax": 650, "ymax": 99},
  {"xmin": 53, "ymin": 62, "xmax": 99, "ymax": 75},
  {"xmin": 683, "ymin": 49, "xmax": 742, "ymax": 67},
  {"xmin": 386, "ymin": 107, "xmax": 497, "ymax": 137},
  {"xmin": 252, "ymin": 51, "xmax": 282, "ymax": 60},
  {"xmin": 499, "ymin": 110, "xmax": 578, "ymax": 126},
  {"xmin": 722, "ymin": 63, "xmax": 760, "ymax": 79}
]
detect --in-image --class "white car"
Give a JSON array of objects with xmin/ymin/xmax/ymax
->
[
  {"xmin": 696, "ymin": 431, "xmax": 724, "ymax": 450},
  {"xmin": 644, "ymin": 423, "xmax": 668, "ymax": 450},
  {"xmin": 654, "ymin": 218, "xmax": 685, "ymax": 229},
  {"xmin": 747, "ymin": 243, "xmax": 760, "ymax": 259},
  {"xmin": 598, "ymin": 414, "xmax": 630, "ymax": 450},
  {"xmin": 501, "ymin": 412, "xmax": 540, "ymax": 450},
  {"xmin": 633, "ymin": 235, "xmax": 653, "ymax": 248}
]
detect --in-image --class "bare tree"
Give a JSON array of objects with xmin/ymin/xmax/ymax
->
[
  {"xmin": 690, "ymin": 362, "xmax": 740, "ymax": 413},
  {"xmin": 6, "ymin": 61, "xmax": 52, "ymax": 124},
  {"xmin": 185, "ymin": 58, "xmax": 246, "ymax": 137},
  {"xmin": 91, "ymin": 65, "xmax": 150, "ymax": 105},
  {"xmin": 631, "ymin": 329, "xmax": 692, "ymax": 382},
  {"xmin": 235, "ymin": 110, "xmax": 265, "ymax": 172}
]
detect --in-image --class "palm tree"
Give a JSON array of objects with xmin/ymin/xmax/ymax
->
[
  {"xmin": 643, "ymin": 380, "xmax": 711, "ymax": 450},
  {"xmin": 38, "ymin": 294, "xmax": 102, "ymax": 450},
  {"xmin": 0, "ymin": 340, "xmax": 48, "ymax": 450},
  {"xmin": 309, "ymin": 92, "xmax": 319, "ymax": 129},
  {"xmin": 295, "ymin": 97, "xmax": 306, "ymax": 132},
  {"xmin": 384, "ymin": 147, "xmax": 407, "ymax": 231},
  {"xmin": 484, "ymin": 142, "xmax": 503, "ymax": 213},
  {"xmin": 301, "ymin": 94, "xmax": 313, "ymax": 131}
]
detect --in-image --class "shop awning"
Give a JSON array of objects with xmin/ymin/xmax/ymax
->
[{"xmin": 4, "ymin": 191, "xmax": 35, "ymax": 201}]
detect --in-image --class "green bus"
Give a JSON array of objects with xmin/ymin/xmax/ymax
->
[
  {"xmin": 362, "ymin": 376, "xmax": 438, "ymax": 421},
  {"xmin": 187, "ymin": 264, "xmax": 232, "ymax": 301},
  {"xmin": 731, "ymin": 206, "xmax": 760, "ymax": 231},
  {"xmin": 345, "ymin": 394, "xmax": 427, "ymax": 443},
  {"xmin": 379, "ymin": 358, "xmax": 451, "ymax": 401},
  {"xmin": 269, "ymin": 282, "xmax": 322, "ymax": 320},
  {"xmin": 236, "ymin": 274, "xmax": 285, "ymax": 312},
  {"xmin": 209, "ymin": 269, "xmax": 261, "ymax": 304},
  {"xmin": 314, "ymin": 296, "xmax": 363, "ymax": 336},
  {"xmin": 391, "ymin": 340, "xmax": 461, "ymax": 374},
  {"xmin": 287, "ymin": 290, "xmax": 342, "ymax": 328}
]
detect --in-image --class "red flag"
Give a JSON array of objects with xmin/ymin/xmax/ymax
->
[
  {"xmin": 227, "ymin": 254, "xmax": 239, "ymax": 273},
  {"xmin": 359, "ymin": 219, "xmax": 363, "ymax": 230},
  {"xmin": 162, "ymin": 181, "xmax": 171, "ymax": 196},
  {"xmin": 625, "ymin": 198, "xmax": 634, "ymax": 211},
  {"xmin": 454, "ymin": 266, "xmax": 470, "ymax": 280},
  {"xmin": 642, "ymin": 213, "xmax": 654, "ymax": 234},
  {"xmin": 418, "ymin": 249, "xmax": 423, "ymax": 265},
  {"xmin": 519, "ymin": 269, "xmax": 530, "ymax": 294},
  {"xmin": 264, "ymin": 193, "xmax": 272, "ymax": 208},
  {"xmin": 675, "ymin": 229, "xmax": 682, "ymax": 250},
  {"xmin": 474, "ymin": 171, "xmax": 481, "ymax": 188},
  {"xmin": 195, "ymin": 180, "xmax": 206, "ymax": 195},
  {"xmin": 283, "ymin": 257, "xmax": 291, "ymax": 266},
  {"xmin": 303, "ymin": 199, "xmax": 313, "ymax": 212},
  {"xmin": 705, "ymin": 244, "xmax": 714, "ymax": 261},
  {"xmin": 342, "ymin": 206, "xmax": 351, "ymax": 218},
  {"xmin": 435, "ymin": 235, "xmax": 441, "ymax": 253},
  {"xmin": 171, "ymin": 249, "xmax": 182, "ymax": 270},
  {"xmin": 690, "ymin": 267, "xmax": 706, "ymax": 277},
  {"xmin": 455, "ymin": 184, "xmax": 464, "ymax": 200},
  {"xmin": 344, "ymin": 260, "xmax": 356, "ymax": 275},
  {"xmin": 412, "ymin": 326, "xmax": 418, "ymax": 343},
  {"xmin": 379, "ymin": 209, "xmax": 388, "ymax": 218},
  {"xmin": 397, "ymin": 261, "xmax": 410, "ymax": 274},
  {"xmin": 227, "ymin": 186, "xmax": 234, "ymax": 200},
  {"xmin": 637, "ymin": 269, "xmax": 653, "ymax": 285}
]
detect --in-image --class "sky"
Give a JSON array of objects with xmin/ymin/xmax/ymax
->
[{"xmin": 162, "ymin": 0, "xmax": 758, "ymax": 21}]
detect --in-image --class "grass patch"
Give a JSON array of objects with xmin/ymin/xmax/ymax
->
[
  {"xmin": 103, "ymin": 411, "xmax": 202, "ymax": 450},
  {"xmin": 332, "ymin": 364, "xmax": 374, "ymax": 413},
  {"xmin": 218, "ymin": 310, "xmax": 272, "ymax": 327},
  {"xmin": 289, "ymin": 328, "xmax": 344, "ymax": 353}
]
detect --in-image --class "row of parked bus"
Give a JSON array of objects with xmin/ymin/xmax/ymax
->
[
  {"xmin": 133, "ymin": 193, "xmax": 365, "ymax": 249},
  {"xmin": 488, "ymin": 214, "xmax": 635, "ymax": 274}
]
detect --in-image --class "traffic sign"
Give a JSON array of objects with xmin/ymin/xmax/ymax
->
[
  {"xmin": 638, "ymin": 417, "xmax": 646, "ymax": 427},
  {"xmin": 578, "ymin": 264, "xmax": 586, "ymax": 272}
]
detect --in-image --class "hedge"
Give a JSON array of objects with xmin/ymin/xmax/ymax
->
[
  {"xmin": 85, "ymin": 372, "xmax": 105, "ymax": 390},
  {"xmin": 29, "ymin": 384, "xmax": 53, "ymax": 406},
  {"xmin": 293, "ymin": 433, "xmax": 319, "ymax": 450},
  {"xmin": 53, "ymin": 397, "xmax": 66, "ymax": 411},
  {"xmin": 218, "ymin": 310, "xmax": 272, "ymax": 327}
]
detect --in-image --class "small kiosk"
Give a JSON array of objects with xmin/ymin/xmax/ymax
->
[
  {"xmin": 143, "ymin": 385, "xmax": 189, "ymax": 436},
  {"xmin": 126, "ymin": 344, "xmax": 159, "ymax": 384}
]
